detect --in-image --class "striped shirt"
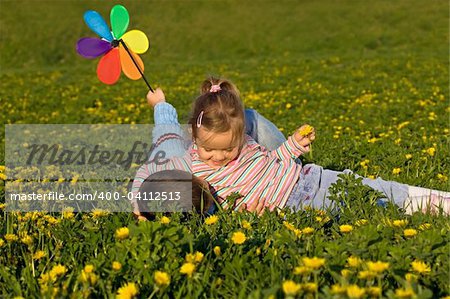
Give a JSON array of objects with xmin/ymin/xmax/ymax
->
[{"xmin": 132, "ymin": 135, "xmax": 307, "ymax": 211}]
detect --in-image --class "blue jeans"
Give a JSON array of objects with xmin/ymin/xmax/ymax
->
[{"xmin": 244, "ymin": 109, "xmax": 409, "ymax": 210}]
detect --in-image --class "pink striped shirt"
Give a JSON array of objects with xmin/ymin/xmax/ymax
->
[{"xmin": 132, "ymin": 135, "xmax": 307, "ymax": 210}]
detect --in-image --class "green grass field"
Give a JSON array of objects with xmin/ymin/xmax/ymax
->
[{"xmin": 0, "ymin": 0, "xmax": 449, "ymax": 298}]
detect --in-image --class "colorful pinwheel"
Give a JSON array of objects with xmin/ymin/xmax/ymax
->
[{"xmin": 76, "ymin": 5, "xmax": 152, "ymax": 90}]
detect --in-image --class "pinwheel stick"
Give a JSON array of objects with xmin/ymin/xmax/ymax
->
[{"xmin": 119, "ymin": 39, "xmax": 153, "ymax": 92}]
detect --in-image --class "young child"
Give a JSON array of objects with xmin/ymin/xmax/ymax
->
[{"xmin": 132, "ymin": 77, "xmax": 449, "ymax": 216}]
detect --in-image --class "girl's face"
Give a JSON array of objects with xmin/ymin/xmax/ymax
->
[{"xmin": 195, "ymin": 127, "xmax": 241, "ymax": 169}]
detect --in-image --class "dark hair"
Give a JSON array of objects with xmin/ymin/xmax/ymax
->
[
  {"xmin": 136, "ymin": 170, "xmax": 215, "ymax": 220},
  {"xmin": 189, "ymin": 77, "xmax": 245, "ymax": 147}
]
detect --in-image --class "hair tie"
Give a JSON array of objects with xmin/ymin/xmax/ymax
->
[
  {"xmin": 210, "ymin": 84, "xmax": 221, "ymax": 93},
  {"xmin": 196, "ymin": 111, "xmax": 204, "ymax": 128}
]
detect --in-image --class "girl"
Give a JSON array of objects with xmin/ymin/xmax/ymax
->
[{"xmin": 132, "ymin": 77, "xmax": 449, "ymax": 216}]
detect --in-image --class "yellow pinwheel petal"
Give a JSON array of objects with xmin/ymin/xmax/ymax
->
[{"xmin": 121, "ymin": 30, "xmax": 149, "ymax": 54}]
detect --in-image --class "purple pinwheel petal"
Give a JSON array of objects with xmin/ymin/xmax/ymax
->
[{"xmin": 76, "ymin": 38, "xmax": 112, "ymax": 59}]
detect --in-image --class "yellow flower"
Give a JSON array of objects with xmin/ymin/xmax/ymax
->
[
  {"xmin": 340, "ymin": 224, "xmax": 353, "ymax": 233},
  {"xmin": 112, "ymin": 261, "xmax": 122, "ymax": 271},
  {"xmin": 283, "ymin": 221, "xmax": 295, "ymax": 231},
  {"xmin": 405, "ymin": 154, "xmax": 412, "ymax": 160},
  {"xmin": 117, "ymin": 282, "xmax": 139, "ymax": 299},
  {"xmin": 231, "ymin": 231, "xmax": 247, "ymax": 245},
  {"xmin": 393, "ymin": 219, "xmax": 408, "ymax": 227},
  {"xmin": 160, "ymin": 216, "xmax": 170, "ymax": 224},
  {"xmin": 298, "ymin": 125, "xmax": 314, "ymax": 137},
  {"xmin": 411, "ymin": 260, "xmax": 431, "ymax": 274},
  {"xmin": 0, "ymin": 239, "xmax": 4, "ymax": 248},
  {"xmin": 347, "ymin": 256, "xmax": 362, "ymax": 268},
  {"xmin": 91, "ymin": 209, "xmax": 109, "ymax": 218},
  {"xmin": 404, "ymin": 229, "xmax": 417, "ymax": 238},
  {"xmin": 405, "ymin": 273, "xmax": 418, "ymax": 282},
  {"xmin": 366, "ymin": 261, "xmax": 389, "ymax": 273},
  {"xmin": 21, "ymin": 235, "xmax": 33, "ymax": 246},
  {"xmin": 392, "ymin": 168, "xmax": 402, "ymax": 175},
  {"xmin": 331, "ymin": 284, "xmax": 347, "ymax": 294},
  {"xmin": 302, "ymin": 227, "xmax": 314, "ymax": 235},
  {"xmin": 242, "ymin": 220, "xmax": 252, "ymax": 230},
  {"xmin": 205, "ymin": 215, "xmax": 219, "ymax": 225},
  {"xmin": 437, "ymin": 173, "xmax": 448, "ymax": 182},
  {"xmin": 346, "ymin": 284, "xmax": 365, "ymax": 298},
  {"xmin": 294, "ymin": 266, "xmax": 311, "ymax": 275},
  {"xmin": 154, "ymin": 271, "xmax": 170, "ymax": 287},
  {"xmin": 84, "ymin": 264, "xmax": 94, "ymax": 274},
  {"xmin": 395, "ymin": 288, "xmax": 415, "ymax": 298},
  {"xmin": 33, "ymin": 250, "xmax": 45, "ymax": 260},
  {"xmin": 179, "ymin": 262, "xmax": 196, "ymax": 277},
  {"xmin": 49, "ymin": 264, "xmax": 67, "ymax": 279},
  {"xmin": 358, "ymin": 270, "xmax": 376, "ymax": 280},
  {"xmin": 355, "ymin": 219, "xmax": 368, "ymax": 226},
  {"xmin": 115, "ymin": 227, "xmax": 130, "ymax": 240},
  {"xmin": 418, "ymin": 223, "xmax": 431, "ymax": 231},
  {"xmin": 5, "ymin": 234, "xmax": 18, "ymax": 242},
  {"xmin": 302, "ymin": 257, "xmax": 325, "ymax": 270},
  {"xmin": 213, "ymin": 246, "xmax": 221, "ymax": 257},
  {"xmin": 425, "ymin": 147, "xmax": 435, "ymax": 157},
  {"xmin": 282, "ymin": 280, "xmax": 301, "ymax": 296},
  {"xmin": 341, "ymin": 269, "xmax": 351, "ymax": 278},
  {"xmin": 366, "ymin": 286, "xmax": 381, "ymax": 297},
  {"xmin": 0, "ymin": 203, "xmax": 6, "ymax": 210},
  {"xmin": 303, "ymin": 282, "xmax": 318, "ymax": 293},
  {"xmin": 185, "ymin": 251, "xmax": 204, "ymax": 263}
]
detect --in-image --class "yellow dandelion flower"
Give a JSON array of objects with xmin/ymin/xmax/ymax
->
[
  {"xmin": 394, "ymin": 288, "xmax": 415, "ymax": 298},
  {"xmin": 392, "ymin": 168, "xmax": 401, "ymax": 175},
  {"xmin": 213, "ymin": 246, "xmax": 221, "ymax": 257},
  {"xmin": 91, "ymin": 209, "xmax": 109, "ymax": 218},
  {"xmin": 341, "ymin": 269, "xmax": 351, "ymax": 278},
  {"xmin": 425, "ymin": 147, "xmax": 435, "ymax": 157},
  {"xmin": 346, "ymin": 284, "xmax": 365, "ymax": 299},
  {"xmin": 231, "ymin": 231, "xmax": 247, "ymax": 245},
  {"xmin": 242, "ymin": 220, "xmax": 252, "ymax": 230},
  {"xmin": 303, "ymin": 282, "xmax": 318, "ymax": 293},
  {"xmin": 294, "ymin": 266, "xmax": 311, "ymax": 275},
  {"xmin": 112, "ymin": 261, "xmax": 122, "ymax": 271},
  {"xmin": 340, "ymin": 224, "xmax": 353, "ymax": 233},
  {"xmin": 117, "ymin": 282, "xmax": 138, "ymax": 299},
  {"xmin": 331, "ymin": 284, "xmax": 347, "ymax": 294},
  {"xmin": 160, "ymin": 216, "xmax": 170, "ymax": 224},
  {"xmin": 21, "ymin": 235, "xmax": 33, "ymax": 246},
  {"xmin": 393, "ymin": 219, "xmax": 408, "ymax": 227},
  {"xmin": 418, "ymin": 223, "xmax": 431, "ymax": 230},
  {"xmin": 405, "ymin": 273, "xmax": 418, "ymax": 282},
  {"xmin": 0, "ymin": 239, "xmax": 5, "ymax": 248},
  {"xmin": 302, "ymin": 256, "xmax": 325, "ymax": 270},
  {"xmin": 49, "ymin": 264, "xmax": 67, "ymax": 279},
  {"xmin": 366, "ymin": 286, "xmax": 382, "ymax": 297},
  {"xmin": 179, "ymin": 262, "xmax": 196, "ymax": 277},
  {"xmin": 194, "ymin": 251, "xmax": 204, "ymax": 263},
  {"xmin": 405, "ymin": 154, "xmax": 412, "ymax": 160},
  {"xmin": 204, "ymin": 215, "xmax": 218, "ymax": 225},
  {"xmin": 411, "ymin": 260, "xmax": 431, "ymax": 274},
  {"xmin": 0, "ymin": 203, "xmax": 6, "ymax": 210},
  {"xmin": 115, "ymin": 227, "xmax": 130, "ymax": 240},
  {"xmin": 404, "ymin": 229, "xmax": 417, "ymax": 238},
  {"xmin": 33, "ymin": 250, "xmax": 46, "ymax": 260},
  {"xmin": 437, "ymin": 173, "xmax": 448, "ymax": 182},
  {"xmin": 347, "ymin": 256, "xmax": 362, "ymax": 268},
  {"xmin": 302, "ymin": 227, "xmax": 314, "ymax": 235},
  {"xmin": 154, "ymin": 271, "xmax": 170, "ymax": 287},
  {"xmin": 5, "ymin": 234, "xmax": 18, "ymax": 242},
  {"xmin": 84, "ymin": 264, "xmax": 94, "ymax": 274},
  {"xmin": 298, "ymin": 125, "xmax": 314, "ymax": 137},
  {"xmin": 358, "ymin": 270, "xmax": 376, "ymax": 279},
  {"xmin": 366, "ymin": 261, "xmax": 389, "ymax": 273},
  {"xmin": 283, "ymin": 221, "xmax": 296, "ymax": 231},
  {"xmin": 282, "ymin": 280, "xmax": 301, "ymax": 296}
]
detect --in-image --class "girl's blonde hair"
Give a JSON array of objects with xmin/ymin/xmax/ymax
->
[{"xmin": 189, "ymin": 77, "xmax": 245, "ymax": 146}]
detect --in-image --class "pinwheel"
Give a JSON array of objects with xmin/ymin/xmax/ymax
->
[{"xmin": 76, "ymin": 5, "xmax": 153, "ymax": 90}]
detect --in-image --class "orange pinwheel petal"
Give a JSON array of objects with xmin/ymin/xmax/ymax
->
[
  {"xmin": 97, "ymin": 48, "xmax": 121, "ymax": 84},
  {"xmin": 119, "ymin": 45, "xmax": 144, "ymax": 80}
]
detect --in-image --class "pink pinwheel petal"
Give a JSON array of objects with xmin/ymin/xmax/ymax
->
[
  {"xmin": 77, "ymin": 38, "xmax": 112, "ymax": 59},
  {"xmin": 97, "ymin": 48, "xmax": 121, "ymax": 85}
]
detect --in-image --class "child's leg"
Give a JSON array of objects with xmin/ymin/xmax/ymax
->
[{"xmin": 245, "ymin": 109, "xmax": 286, "ymax": 150}]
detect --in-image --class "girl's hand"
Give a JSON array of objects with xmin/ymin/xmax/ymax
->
[
  {"xmin": 293, "ymin": 124, "xmax": 316, "ymax": 150},
  {"xmin": 237, "ymin": 198, "xmax": 272, "ymax": 215},
  {"xmin": 146, "ymin": 88, "xmax": 165, "ymax": 107}
]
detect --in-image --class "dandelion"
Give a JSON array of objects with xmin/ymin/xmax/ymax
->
[
  {"xmin": 405, "ymin": 273, "xmax": 418, "ymax": 282},
  {"xmin": 84, "ymin": 265, "xmax": 94, "ymax": 274},
  {"xmin": 394, "ymin": 288, "xmax": 415, "ymax": 298},
  {"xmin": 0, "ymin": 239, "xmax": 4, "ymax": 248},
  {"xmin": 405, "ymin": 154, "xmax": 412, "ymax": 160},
  {"xmin": 5, "ymin": 234, "xmax": 18, "ymax": 242},
  {"xmin": 117, "ymin": 282, "xmax": 139, "ymax": 299},
  {"xmin": 392, "ymin": 168, "xmax": 401, "ymax": 175},
  {"xmin": 347, "ymin": 256, "xmax": 362, "ymax": 268},
  {"xmin": 425, "ymin": 147, "xmax": 435, "ymax": 157},
  {"xmin": 358, "ymin": 270, "xmax": 376, "ymax": 279},
  {"xmin": 115, "ymin": 227, "xmax": 130, "ymax": 240},
  {"xmin": 179, "ymin": 262, "xmax": 196, "ymax": 277},
  {"xmin": 294, "ymin": 266, "xmax": 311, "ymax": 275},
  {"xmin": 302, "ymin": 256, "xmax": 325, "ymax": 270},
  {"xmin": 21, "ymin": 235, "xmax": 33, "ymax": 246},
  {"xmin": 437, "ymin": 173, "xmax": 448, "ymax": 182},
  {"xmin": 283, "ymin": 221, "xmax": 296, "ymax": 231},
  {"xmin": 160, "ymin": 216, "xmax": 170, "ymax": 224},
  {"xmin": 418, "ymin": 223, "xmax": 431, "ymax": 230},
  {"xmin": 411, "ymin": 260, "xmax": 431, "ymax": 274},
  {"xmin": 186, "ymin": 251, "xmax": 204, "ymax": 263},
  {"xmin": 404, "ymin": 229, "xmax": 417, "ymax": 238},
  {"xmin": 112, "ymin": 261, "xmax": 122, "ymax": 271},
  {"xmin": 331, "ymin": 284, "xmax": 346, "ymax": 295},
  {"xmin": 392, "ymin": 219, "xmax": 408, "ymax": 227},
  {"xmin": 282, "ymin": 280, "xmax": 301, "ymax": 296},
  {"xmin": 0, "ymin": 203, "xmax": 6, "ymax": 210},
  {"xmin": 154, "ymin": 271, "xmax": 170, "ymax": 287},
  {"xmin": 340, "ymin": 224, "xmax": 353, "ymax": 233},
  {"xmin": 242, "ymin": 220, "xmax": 252, "ymax": 230},
  {"xmin": 91, "ymin": 209, "xmax": 109, "ymax": 218},
  {"xmin": 231, "ymin": 231, "xmax": 246, "ymax": 245},
  {"xmin": 213, "ymin": 246, "xmax": 221, "ymax": 257},
  {"xmin": 302, "ymin": 227, "xmax": 314, "ymax": 235},
  {"xmin": 366, "ymin": 261, "xmax": 389, "ymax": 273},
  {"xmin": 303, "ymin": 282, "xmax": 318, "ymax": 293},
  {"xmin": 346, "ymin": 284, "xmax": 365, "ymax": 298},
  {"xmin": 49, "ymin": 264, "xmax": 67, "ymax": 279},
  {"xmin": 341, "ymin": 269, "xmax": 351, "ymax": 278},
  {"xmin": 204, "ymin": 215, "xmax": 218, "ymax": 225},
  {"xmin": 298, "ymin": 125, "xmax": 314, "ymax": 137},
  {"xmin": 366, "ymin": 286, "xmax": 382, "ymax": 297},
  {"xmin": 33, "ymin": 251, "xmax": 46, "ymax": 260}
]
